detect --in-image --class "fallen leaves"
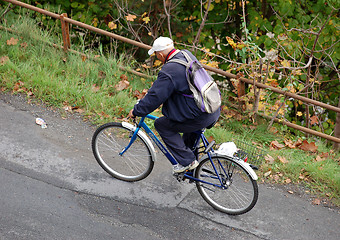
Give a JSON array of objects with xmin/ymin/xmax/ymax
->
[
  {"xmin": 264, "ymin": 154, "xmax": 275, "ymax": 164},
  {"xmin": 278, "ymin": 156, "xmax": 288, "ymax": 164},
  {"xmin": 270, "ymin": 139, "xmax": 318, "ymax": 153},
  {"xmin": 7, "ymin": 37, "xmax": 19, "ymax": 45},
  {"xmin": 115, "ymin": 74, "xmax": 130, "ymax": 91},
  {"xmin": 0, "ymin": 56, "xmax": 9, "ymax": 65},
  {"xmin": 312, "ymin": 198, "xmax": 321, "ymax": 205},
  {"xmin": 133, "ymin": 89, "xmax": 148, "ymax": 99},
  {"xmin": 270, "ymin": 140, "xmax": 285, "ymax": 150},
  {"xmin": 299, "ymin": 140, "xmax": 318, "ymax": 153}
]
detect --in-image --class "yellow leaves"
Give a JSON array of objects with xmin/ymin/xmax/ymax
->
[
  {"xmin": 281, "ymin": 60, "xmax": 291, "ymax": 68},
  {"xmin": 277, "ymin": 108, "xmax": 285, "ymax": 116},
  {"xmin": 204, "ymin": 2, "xmax": 214, "ymax": 11},
  {"xmin": 125, "ymin": 14, "xmax": 137, "ymax": 22},
  {"xmin": 296, "ymin": 111, "xmax": 303, "ymax": 117},
  {"xmin": 92, "ymin": 18, "xmax": 98, "ymax": 27},
  {"xmin": 266, "ymin": 78, "xmax": 279, "ymax": 87},
  {"xmin": 184, "ymin": 16, "xmax": 197, "ymax": 21},
  {"xmin": 153, "ymin": 60, "xmax": 163, "ymax": 67},
  {"xmin": 142, "ymin": 16, "xmax": 150, "ymax": 24},
  {"xmin": 286, "ymin": 85, "xmax": 296, "ymax": 93},
  {"xmin": 226, "ymin": 36, "xmax": 247, "ymax": 51},
  {"xmin": 226, "ymin": 36, "xmax": 237, "ymax": 50},
  {"xmin": 200, "ymin": 59, "xmax": 219, "ymax": 68},
  {"xmin": 108, "ymin": 21, "xmax": 117, "ymax": 30},
  {"xmin": 125, "ymin": 13, "xmax": 149, "ymax": 24}
]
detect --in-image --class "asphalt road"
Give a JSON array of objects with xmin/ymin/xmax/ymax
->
[{"xmin": 0, "ymin": 92, "xmax": 339, "ymax": 240}]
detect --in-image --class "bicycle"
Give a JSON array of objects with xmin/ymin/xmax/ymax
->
[{"xmin": 92, "ymin": 114, "xmax": 259, "ymax": 215}]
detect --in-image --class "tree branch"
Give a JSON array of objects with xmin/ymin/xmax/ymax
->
[{"xmin": 192, "ymin": 0, "xmax": 212, "ymax": 52}]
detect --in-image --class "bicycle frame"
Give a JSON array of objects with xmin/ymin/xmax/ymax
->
[{"xmin": 121, "ymin": 114, "xmax": 229, "ymax": 188}]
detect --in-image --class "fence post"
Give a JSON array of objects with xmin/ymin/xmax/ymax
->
[
  {"xmin": 60, "ymin": 13, "xmax": 71, "ymax": 52},
  {"xmin": 237, "ymin": 78, "xmax": 246, "ymax": 110}
]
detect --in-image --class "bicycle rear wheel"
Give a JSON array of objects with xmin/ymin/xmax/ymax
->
[
  {"xmin": 92, "ymin": 122, "xmax": 154, "ymax": 182},
  {"xmin": 195, "ymin": 155, "xmax": 258, "ymax": 215}
]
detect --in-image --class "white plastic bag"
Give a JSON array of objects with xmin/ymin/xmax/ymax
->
[{"xmin": 216, "ymin": 142, "xmax": 237, "ymax": 157}]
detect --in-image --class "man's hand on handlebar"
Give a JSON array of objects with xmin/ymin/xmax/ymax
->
[{"xmin": 128, "ymin": 109, "xmax": 136, "ymax": 119}]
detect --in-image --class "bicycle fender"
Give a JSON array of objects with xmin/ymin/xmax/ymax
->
[
  {"xmin": 122, "ymin": 122, "xmax": 157, "ymax": 161},
  {"xmin": 233, "ymin": 158, "xmax": 258, "ymax": 181},
  {"xmin": 211, "ymin": 154, "xmax": 258, "ymax": 181}
]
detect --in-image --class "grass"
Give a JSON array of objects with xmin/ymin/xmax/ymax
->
[{"xmin": 1, "ymin": 12, "xmax": 339, "ymax": 207}]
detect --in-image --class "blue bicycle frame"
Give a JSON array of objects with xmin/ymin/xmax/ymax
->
[{"xmin": 121, "ymin": 114, "xmax": 227, "ymax": 188}]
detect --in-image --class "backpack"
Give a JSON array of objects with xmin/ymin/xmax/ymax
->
[{"xmin": 168, "ymin": 50, "xmax": 221, "ymax": 113}]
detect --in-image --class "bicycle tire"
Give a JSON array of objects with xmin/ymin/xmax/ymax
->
[
  {"xmin": 195, "ymin": 155, "xmax": 258, "ymax": 215},
  {"xmin": 92, "ymin": 122, "xmax": 154, "ymax": 182}
]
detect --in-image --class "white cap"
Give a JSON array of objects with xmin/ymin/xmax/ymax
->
[{"xmin": 148, "ymin": 37, "xmax": 174, "ymax": 55}]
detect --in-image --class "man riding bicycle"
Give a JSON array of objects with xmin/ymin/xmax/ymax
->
[{"xmin": 128, "ymin": 37, "xmax": 220, "ymax": 173}]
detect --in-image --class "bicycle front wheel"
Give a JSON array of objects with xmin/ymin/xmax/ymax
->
[
  {"xmin": 92, "ymin": 122, "xmax": 154, "ymax": 182},
  {"xmin": 195, "ymin": 155, "xmax": 258, "ymax": 215}
]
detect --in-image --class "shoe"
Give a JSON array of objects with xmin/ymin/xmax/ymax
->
[{"xmin": 173, "ymin": 160, "xmax": 199, "ymax": 173}]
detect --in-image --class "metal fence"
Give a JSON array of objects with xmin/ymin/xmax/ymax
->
[{"xmin": 2, "ymin": 0, "xmax": 340, "ymax": 144}]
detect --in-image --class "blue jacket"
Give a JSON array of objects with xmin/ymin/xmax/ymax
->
[{"xmin": 133, "ymin": 50, "xmax": 204, "ymax": 122}]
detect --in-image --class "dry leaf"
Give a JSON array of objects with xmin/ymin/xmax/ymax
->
[
  {"xmin": 312, "ymin": 198, "xmax": 321, "ymax": 205},
  {"xmin": 264, "ymin": 170, "xmax": 271, "ymax": 177},
  {"xmin": 120, "ymin": 74, "xmax": 128, "ymax": 81},
  {"xmin": 125, "ymin": 14, "xmax": 137, "ymax": 21},
  {"xmin": 13, "ymin": 81, "xmax": 25, "ymax": 92},
  {"xmin": 285, "ymin": 178, "xmax": 292, "ymax": 184},
  {"xmin": 153, "ymin": 60, "xmax": 162, "ymax": 67},
  {"xmin": 310, "ymin": 115, "xmax": 319, "ymax": 125},
  {"xmin": 108, "ymin": 21, "xmax": 117, "ymax": 30},
  {"xmin": 315, "ymin": 155, "xmax": 324, "ymax": 162},
  {"xmin": 265, "ymin": 154, "xmax": 275, "ymax": 164},
  {"xmin": 278, "ymin": 156, "xmax": 288, "ymax": 164},
  {"xmin": 7, "ymin": 37, "xmax": 19, "ymax": 45},
  {"xmin": 20, "ymin": 42, "xmax": 28, "ymax": 48},
  {"xmin": 319, "ymin": 152, "xmax": 329, "ymax": 158},
  {"xmin": 270, "ymin": 140, "xmax": 285, "ymax": 150},
  {"xmin": 133, "ymin": 89, "xmax": 148, "ymax": 99},
  {"xmin": 98, "ymin": 71, "xmax": 106, "ymax": 79},
  {"xmin": 92, "ymin": 84, "xmax": 100, "ymax": 92},
  {"xmin": 269, "ymin": 127, "xmax": 278, "ymax": 134},
  {"xmin": 115, "ymin": 80, "xmax": 130, "ymax": 91},
  {"xmin": 284, "ymin": 139, "xmax": 295, "ymax": 149},
  {"xmin": 288, "ymin": 190, "xmax": 294, "ymax": 194},
  {"xmin": 74, "ymin": 108, "xmax": 84, "ymax": 114},
  {"xmin": 141, "ymin": 64, "xmax": 150, "ymax": 69},
  {"xmin": 81, "ymin": 55, "xmax": 87, "ymax": 62},
  {"xmin": 0, "ymin": 56, "xmax": 9, "ymax": 65},
  {"xmin": 299, "ymin": 140, "xmax": 318, "ymax": 153}
]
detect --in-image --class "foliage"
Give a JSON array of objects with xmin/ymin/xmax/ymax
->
[{"xmin": 2, "ymin": 0, "xmax": 338, "ymax": 139}]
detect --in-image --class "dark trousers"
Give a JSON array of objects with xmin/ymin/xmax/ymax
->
[{"xmin": 154, "ymin": 109, "xmax": 220, "ymax": 166}]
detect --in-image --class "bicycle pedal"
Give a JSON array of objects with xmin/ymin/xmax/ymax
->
[{"xmin": 173, "ymin": 172, "xmax": 185, "ymax": 182}]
